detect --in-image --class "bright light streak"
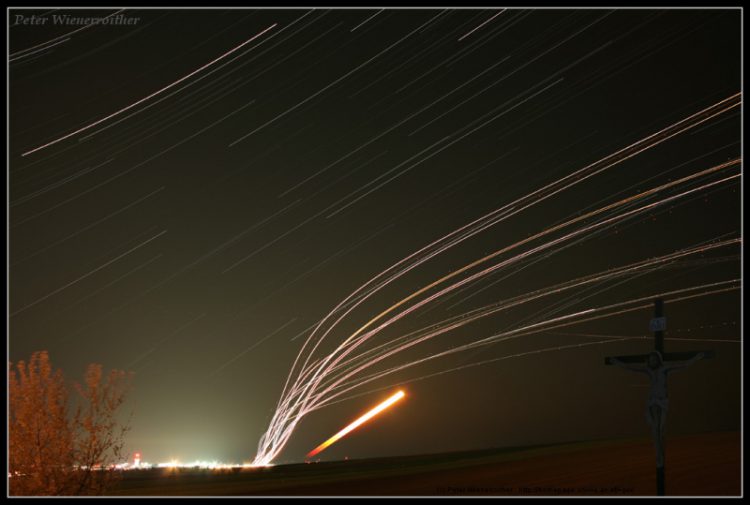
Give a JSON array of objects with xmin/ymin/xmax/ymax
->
[
  {"xmin": 307, "ymin": 390, "xmax": 405, "ymax": 458},
  {"xmin": 20, "ymin": 24, "xmax": 277, "ymax": 157}
]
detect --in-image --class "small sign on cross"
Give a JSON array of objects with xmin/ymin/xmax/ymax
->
[{"xmin": 649, "ymin": 317, "xmax": 666, "ymax": 332}]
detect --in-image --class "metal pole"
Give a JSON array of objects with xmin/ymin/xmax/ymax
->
[
  {"xmin": 654, "ymin": 298, "xmax": 664, "ymax": 354},
  {"xmin": 654, "ymin": 298, "xmax": 665, "ymax": 496},
  {"xmin": 657, "ymin": 465, "xmax": 665, "ymax": 496}
]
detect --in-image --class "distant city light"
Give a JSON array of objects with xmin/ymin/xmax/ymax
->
[{"xmin": 67, "ymin": 454, "xmax": 274, "ymax": 472}]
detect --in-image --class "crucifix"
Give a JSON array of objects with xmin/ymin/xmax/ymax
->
[{"xmin": 604, "ymin": 298, "xmax": 714, "ymax": 496}]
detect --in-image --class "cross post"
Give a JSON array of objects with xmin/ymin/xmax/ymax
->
[{"xmin": 604, "ymin": 298, "xmax": 714, "ymax": 496}]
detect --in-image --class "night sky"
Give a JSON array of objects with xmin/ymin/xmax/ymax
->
[{"xmin": 9, "ymin": 8, "xmax": 741, "ymax": 466}]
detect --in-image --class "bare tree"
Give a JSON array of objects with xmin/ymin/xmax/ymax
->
[
  {"xmin": 9, "ymin": 351, "xmax": 73, "ymax": 495},
  {"xmin": 70, "ymin": 363, "xmax": 133, "ymax": 495},
  {"xmin": 9, "ymin": 351, "xmax": 133, "ymax": 496}
]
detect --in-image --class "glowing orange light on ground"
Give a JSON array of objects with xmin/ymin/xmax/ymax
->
[{"xmin": 307, "ymin": 390, "xmax": 406, "ymax": 458}]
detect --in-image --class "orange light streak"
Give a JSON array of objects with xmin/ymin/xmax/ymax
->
[{"xmin": 307, "ymin": 390, "xmax": 405, "ymax": 458}]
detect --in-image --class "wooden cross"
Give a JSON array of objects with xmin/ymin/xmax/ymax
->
[{"xmin": 604, "ymin": 298, "xmax": 714, "ymax": 496}]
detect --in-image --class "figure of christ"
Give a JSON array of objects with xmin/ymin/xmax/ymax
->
[{"xmin": 610, "ymin": 350, "xmax": 705, "ymax": 467}]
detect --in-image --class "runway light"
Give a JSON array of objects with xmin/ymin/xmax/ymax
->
[{"xmin": 307, "ymin": 389, "xmax": 405, "ymax": 458}]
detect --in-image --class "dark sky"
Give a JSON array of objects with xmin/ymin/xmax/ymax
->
[{"xmin": 9, "ymin": 8, "xmax": 741, "ymax": 465}]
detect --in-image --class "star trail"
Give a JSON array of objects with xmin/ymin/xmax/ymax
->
[{"xmin": 9, "ymin": 7, "xmax": 741, "ymax": 466}]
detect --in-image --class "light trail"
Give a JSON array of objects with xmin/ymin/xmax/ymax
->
[
  {"xmin": 208, "ymin": 318, "xmax": 298, "ymax": 378},
  {"xmin": 288, "ymin": 94, "xmax": 740, "ymax": 402},
  {"xmin": 255, "ymin": 237, "xmax": 738, "ymax": 464},
  {"xmin": 351, "ymin": 9, "xmax": 385, "ymax": 32},
  {"xmin": 76, "ymin": 10, "xmax": 320, "ymax": 144},
  {"xmin": 10, "ymin": 229, "xmax": 167, "ymax": 317},
  {"xmin": 307, "ymin": 390, "xmax": 405, "ymax": 458},
  {"xmin": 290, "ymin": 280, "xmax": 740, "ymax": 426},
  {"xmin": 325, "ymin": 78, "xmax": 564, "ymax": 218},
  {"xmin": 255, "ymin": 280, "xmax": 739, "ymax": 465},
  {"xmin": 21, "ymin": 24, "xmax": 278, "ymax": 157},
  {"xmin": 8, "ymin": 37, "xmax": 70, "ymax": 63},
  {"xmin": 250, "ymin": 95, "xmax": 740, "ymax": 466},
  {"xmin": 458, "ymin": 9, "xmax": 506, "ymax": 41},
  {"xmin": 9, "ymin": 12, "xmax": 739, "ymax": 470},
  {"xmin": 299, "ymin": 162, "xmax": 740, "ymax": 410},
  {"xmin": 256, "ymin": 219, "xmax": 738, "ymax": 465},
  {"xmin": 50, "ymin": 253, "xmax": 163, "ymax": 316},
  {"xmin": 228, "ymin": 11, "xmax": 445, "ymax": 147},
  {"xmin": 11, "ymin": 186, "xmax": 165, "ymax": 266},
  {"xmin": 411, "ymin": 12, "xmax": 615, "ymax": 136},
  {"xmin": 311, "ymin": 242, "xmax": 739, "ymax": 395},
  {"xmin": 277, "ymin": 55, "xmax": 511, "ymax": 198}
]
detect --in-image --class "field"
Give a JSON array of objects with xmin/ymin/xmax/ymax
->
[{"xmin": 107, "ymin": 431, "xmax": 740, "ymax": 496}]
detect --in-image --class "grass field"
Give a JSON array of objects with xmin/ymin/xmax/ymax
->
[{"xmin": 108, "ymin": 431, "xmax": 741, "ymax": 496}]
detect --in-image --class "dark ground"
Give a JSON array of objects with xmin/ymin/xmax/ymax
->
[{"xmin": 108, "ymin": 430, "xmax": 741, "ymax": 496}]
